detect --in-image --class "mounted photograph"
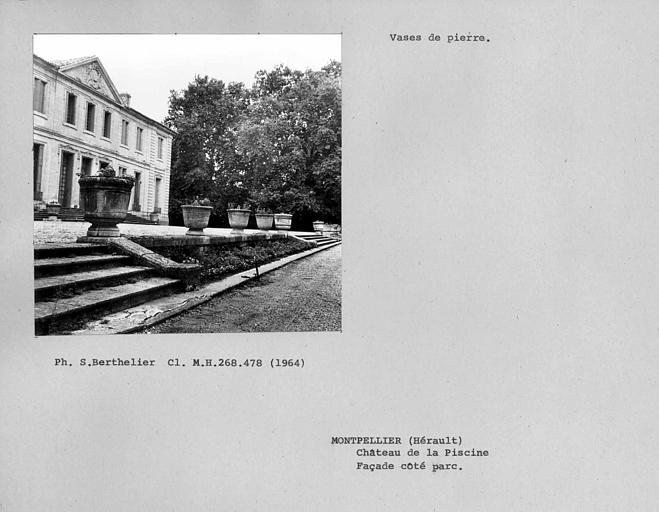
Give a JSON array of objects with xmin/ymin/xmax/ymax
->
[{"xmin": 32, "ymin": 34, "xmax": 342, "ymax": 335}]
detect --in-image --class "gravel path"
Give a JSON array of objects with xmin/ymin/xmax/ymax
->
[{"xmin": 147, "ymin": 245, "xmax": 341, "ymax": 333}]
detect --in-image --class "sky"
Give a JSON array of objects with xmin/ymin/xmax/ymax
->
[{"xmin": 33, "ymin": 34, "xmax": 341, "ymax": 123}]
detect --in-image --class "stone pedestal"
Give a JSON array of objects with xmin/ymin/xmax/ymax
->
[{"xmin": 86, "ymin": 225, "xmax": 121, "ymax": 237}]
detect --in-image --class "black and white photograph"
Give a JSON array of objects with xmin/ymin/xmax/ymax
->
[
  {"xmin": 3, "ymin": 0, "xmax": 659, "ymax": 510},
  {"xmin": 31, "ymin": 34, "xmax": 342, "ymax": 335}
]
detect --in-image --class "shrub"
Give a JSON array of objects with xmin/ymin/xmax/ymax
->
[{"xmin": 157, "ymin": 239, "xmax": 308, "ymax": 282}]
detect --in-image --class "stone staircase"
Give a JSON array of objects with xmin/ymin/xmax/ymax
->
[
  {"xmin": 34, "ymin": 243, "xmax": 182, "ymax": 335},
  {"xmin": 294, "ymin": 233, "xmax": 341, "ymax": 248}
]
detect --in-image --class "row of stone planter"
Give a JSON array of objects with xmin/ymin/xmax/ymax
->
[
  {"xmin": 183, "ymin": 205, "xmax": 292, "ymax": 236},
  {"xmin": 226, "ymin": 209, "xmax": 292, "ymax": 231},
  {"xmin": 75, "ymin": 169, "xmax": 296, "ymax": 238}
]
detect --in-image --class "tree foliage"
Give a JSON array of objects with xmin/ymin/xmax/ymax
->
[
  {"xmin": 164, "ymin": 76, "xmax": 250, "ymax": 226},
  {"xmin": 165, "ymin": 61, "xmax": 341, "ymax": 229}
]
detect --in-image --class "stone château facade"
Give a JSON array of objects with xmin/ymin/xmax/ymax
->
[{"xmin": 33, "ymin": 55, "xmax": 174, "ymax": 224}]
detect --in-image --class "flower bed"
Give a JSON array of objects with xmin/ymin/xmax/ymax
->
[{"xmin": 155, "ymin": 239, "xmax": 309, "ymax": 283}]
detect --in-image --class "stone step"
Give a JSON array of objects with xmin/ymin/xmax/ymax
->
[
  {"xmin": 297, "ymin": 234, "xmax": 336, "ymax": 239},
  {"xmin": 34, "ymin": 254, "xmax": 133, "ymax": 278},
  {"xmin": 296, "ymin": 235, "xmax": 340, "ymax": 246},
  {"xmin": 60, "ymin": 211, "xmax": 85, "ymax": 221},
  {"xmin": 34, "ymin": 208, "xmax": 86, "ymax": 222},
  {"xmin": 34, "ymin": 265, "xmax": 155, "ymax": 300},
  {"xmin": 35, "ymin": 276, "xmax": 182, "ymax": 335},
  {"xmin": 34, "ymin": 243, "xmax": 110, "ymax": 259}
]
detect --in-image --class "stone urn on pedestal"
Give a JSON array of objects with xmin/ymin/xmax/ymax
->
[
  {"xmin": 78, "ymin": 165, "xmax": 134, "ymax": 237},
  {"xmin": 182, "ymin": 198, "xmax": 213, "ymax": 236}
]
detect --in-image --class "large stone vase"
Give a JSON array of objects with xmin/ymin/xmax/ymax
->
[
  {"xmin": 79, "ymin": 176, "xmax": 134, "ymax": 237},
  {"xmin": 255, "ymin": 213, "xmax": 274, "ymax": 230},
  {"xmin": 274, "ymin": 213, "xmax": 293, "ymax": 231},
  {"xmin": 227, "ymin": 208, "xmax": 251, "ymax": 231},
  {"xmin": 182, "ymin": 205, "xmax": 213, "ymax": 236}
]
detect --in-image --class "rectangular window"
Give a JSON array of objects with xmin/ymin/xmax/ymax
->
[
  {"xmin": 65, "ymin": 92, "xmax": 77, "ymax": 125},
  {"xmin": 121, "ymin": 120, "xmax": 129, "ymax": 146},
  {"xmin": 132, "ymin": 172, "xmax": 142, "ymax": 211},
  {"xmin": 81, "ymin": 156, "xmax": 93, "ymax": 176},
  {"xmin": 33, "ymin": 78, "xmax": 46, "ymax": 113},
  {"xmin": 118, "ymin": 166, "xmax": 128, "ymax": 176},
  {"xmin": 33, "ymin": 143, "xmax": 44, "ymax": 200},
  {"xmin": 157, "ymin": 137, "xmax": 164, "ymax": 159},
  {"xmin": 136, "ymin": 127, "xmax": 143, "ymax": 152},
  {"xmin": 58, "ymin": 151, "xmax": 75, "ymax": 208},
  {"xmin": 103, "ymin": 111, "xmax": 112, "ymax": 138},
  {"xmin": 85, "ymin": 103, "xmax": 95, "ymax": 132},
  {"xmin": 155, "ymin": 177, "xmax": 162, "ymax": 210}
]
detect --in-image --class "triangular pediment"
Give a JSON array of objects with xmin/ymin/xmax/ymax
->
[{"xmin": 57, "ymin": 57, "xmax": 122, "ymax": 103}]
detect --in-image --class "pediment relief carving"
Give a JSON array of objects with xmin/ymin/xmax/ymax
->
[{"xmin": 61, "ymin": 61, "xmax": 119, "ymax": 102}]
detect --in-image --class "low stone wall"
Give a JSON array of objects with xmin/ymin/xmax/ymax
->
[
  {"xmin": 75, "ymin": 231, "xmax": 316, "ymax": 287},
  {"xmin": 125, "ymin": 230, "xmax": 291, "ymax": 250},
  {"xmin": 34, "ymin": 221, "xmax": 305, "ymax": 245}
]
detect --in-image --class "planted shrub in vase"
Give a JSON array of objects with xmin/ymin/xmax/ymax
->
[
  {"xmin": 182, "ymin": 198, "xmax": 213, "ymax": 236},
  {"xmin": 255, "ymin": 208, "xmax": 274, "ymax": 230},
  {"xmin": 78, "ymin": 164, "xmax": 134, "ymax": 237},
  {"xmin": 227, "ymin": 203, "xmax": 251, "ymax": 231}
]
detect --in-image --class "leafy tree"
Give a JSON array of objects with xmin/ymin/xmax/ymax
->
[
  {"xmin": 236, "ymin": 61, "xmax": 342, "ymax": 227},
  {"xmin": 165, "ymin": 62, "xmax": 341, "ymax": 230},
  {"xmin": 165, "ymin": 76, "xmax": 249, "ymax": 226}
]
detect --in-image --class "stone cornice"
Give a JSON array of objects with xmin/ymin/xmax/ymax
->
[{"xmin": 34, "ymin": 125, "xmax": 169, "ymax": 172}]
